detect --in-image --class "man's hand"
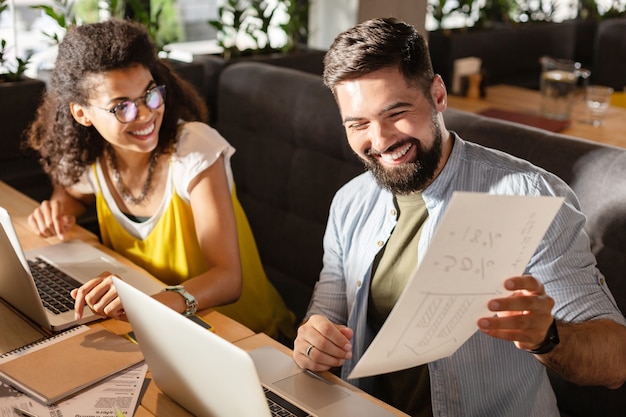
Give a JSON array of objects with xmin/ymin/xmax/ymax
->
[
  {"xmin": 477, "ymin": 275, "xmax": 555, "ymax": 351},
  {"xmin": 293, "ymin": 314, "xmax": 354, "ymax": 371}
]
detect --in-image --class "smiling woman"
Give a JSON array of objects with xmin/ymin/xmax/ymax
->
[{"xmin": 21, "ymin": 18, "xmax": 296, "ymax": 341}]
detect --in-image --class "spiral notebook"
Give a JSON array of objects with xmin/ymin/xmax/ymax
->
[
  {"xmin": 0, "ymin": 325, "xmax": 89, "ymax": 363},
  {"xmin": 0, "ymin": 323, "xmax": 144, "ymax": 405}
]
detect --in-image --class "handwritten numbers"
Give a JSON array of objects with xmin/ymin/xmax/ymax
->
[{"xmin": 436, "ymin": 255, "xmax": 495, "ymax": 279}]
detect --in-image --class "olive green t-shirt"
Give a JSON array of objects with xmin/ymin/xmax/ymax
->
[{"xmin": 368, "ymin": 192, "xmax": 432, "ymax": 417}]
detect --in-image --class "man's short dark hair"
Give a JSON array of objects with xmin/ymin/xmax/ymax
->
[{"xmin": 323, "ymin": 17, "xmax": 435, "ymax": 96}]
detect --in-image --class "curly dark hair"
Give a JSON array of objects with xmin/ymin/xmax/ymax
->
[
  {"xmin": 323, "ymin": 17, "xmax": 434, "ymax": 99},
  {"xmin": 25, "ymin": 18, "xmax": 209, "ymax": 187}
]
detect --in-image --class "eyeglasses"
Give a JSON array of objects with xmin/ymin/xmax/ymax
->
[{"xmin": 97, "ymin": 85, "xmax": 166, "ymax": 123}]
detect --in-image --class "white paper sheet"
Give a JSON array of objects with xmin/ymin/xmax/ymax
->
[
  {"xmin": 0, "ymin": 362, "xmax": 148, "ymax": 417},
  {"xmin": 349, "ymin": 192, "xmax": 564, "ymax": 379}
]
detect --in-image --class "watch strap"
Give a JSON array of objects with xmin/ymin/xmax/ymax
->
[
  {"xmin": 527, "ymin": 319, "xmax": 560, "ymax": 355},
  {"xmin": 163, "ymin": 285, "xmax": 198, "ymax": 317}
]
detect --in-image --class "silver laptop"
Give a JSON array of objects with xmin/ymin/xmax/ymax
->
[
  {"xmin": 113, "ymin": 276, "xmax": 399, "ymax": 417},
  {"xmin": 0, "ymin": 206, "xmax": 164, "ymax": 332}
]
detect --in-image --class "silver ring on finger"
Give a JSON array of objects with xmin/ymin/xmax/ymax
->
[{"xmin": 305, "ymin": 344, "xmax": 314, "ymax": 357}]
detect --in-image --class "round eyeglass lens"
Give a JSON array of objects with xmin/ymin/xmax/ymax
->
[
  {"xmin": 117, "ymin": 102, "xmax": 137, "ymax": 123},
  {"xmin": 146, "ymin": 87, "xmax": 165, "ymax": 109},
  {"xmin": 109, "ymin": 86, "xmax": 166, "ymax": 123}
]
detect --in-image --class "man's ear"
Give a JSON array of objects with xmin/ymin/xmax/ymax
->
[
  {"xmin": 431, "ymin": 74, "xmax": 448, "ymax": 112},
  {"xmin": 69, "ymin": 102, "xmax": 92, "ymax": 126}
]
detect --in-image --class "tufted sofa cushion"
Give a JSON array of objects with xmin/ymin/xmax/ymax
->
[
  {"xmin": 215, "ymin": 62, "xmax": 363, "ymax": 323},
  {"xmin": 591, "ymin": 18, "xmax": 626, "ymax": 92},
  {"xmin": 0, "ymin": 78, "xmax": 49, "ymax": 202}
]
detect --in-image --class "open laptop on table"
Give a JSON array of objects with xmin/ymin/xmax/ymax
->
[
  {"xmin": 0, "ymin": 206, "xmax": 164, "ymax": 333},
  {"xmin": 113, "ymin": 276, "xmax": 399, "ymax": 417}
]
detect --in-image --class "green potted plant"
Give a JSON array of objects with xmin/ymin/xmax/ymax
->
[
  {"xmin": 0, "ymin": 0, "xmax": 31, "ymax": 83},
  {"xmin": 205, "ymin": 0, "xmax": 323, "ymax": 73},
  {"xmin": 28, "ymin": 0, "xmax": 206, "ymax": 105},
  {"xmin": 31, "ymin": 0, "xmax": 179, "ymax": 50},
  {"xmin": 0, "ymin": 39, "xmax": 28, "ymax": 83},
  {"xmin": 209, "ymin": 0, "xmax": 306, "ymax": 59},
  {"xmin": 192, "ymin": 0, "xmax": 322, "ymax": 121}
]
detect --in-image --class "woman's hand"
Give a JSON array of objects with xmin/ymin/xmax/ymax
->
[
  {"xmin": 71, "ymin": 272, "xmax": 126, "ymax": 321},
  {"xmin": 28, "ymin": 199, "xmax": 76, "ymax": 240}
]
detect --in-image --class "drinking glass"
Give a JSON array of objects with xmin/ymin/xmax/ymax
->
[
  {"xmin": 539, "ymin": 56, "xmax": 590, "ymax": 121},
  {"xmin": 586, "ymin": 85, "xmax": 614, "ymax": 127}
]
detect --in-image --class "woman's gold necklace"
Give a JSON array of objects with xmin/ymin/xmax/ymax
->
[{"xmin": 107, "ymin": 147, "xmax": 159, "ymax": 205}]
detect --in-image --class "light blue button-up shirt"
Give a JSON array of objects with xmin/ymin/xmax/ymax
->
[{"xmin": 306, "ymin": 134, "xmax": 626, "ymax": 417}]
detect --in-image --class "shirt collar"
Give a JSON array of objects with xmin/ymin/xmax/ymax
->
[{"xmin": 422, "ymin": 131, "xmax": 463, "ymax": 207}]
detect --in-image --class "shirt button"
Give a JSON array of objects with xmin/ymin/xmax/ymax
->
[
  {"xmin": 357, "ymin": 280, "xmax": 362, "ymax": 287},
  {"xmin": 600, "ymin": 277, "xmax": 606, "ymax": 286},
  {"xmin": 377, "ymin": 240, "xmax": 384, "ymax": 247},
  {"xmin": 390, "ymin": 209, "xmax": 397, "ymax": 216}
]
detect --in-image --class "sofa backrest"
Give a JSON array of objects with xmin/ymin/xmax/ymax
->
[
  {"xmin": 591, "ymin": 18, "xmax": 626, "ymax": 91},
  {"xmin": 0, "ymin": 78, "xmax": 49, "ymax": 202},
  {"xmin": 444, "ymin": 108, "xmax": 626, "ymax": 417},
  {"xmin": 215, "ymin": 62, "xmax": 363, "ymax": 322}
]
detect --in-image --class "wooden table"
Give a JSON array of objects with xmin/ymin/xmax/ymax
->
[
  {"xmin": 446, "ymin": 84, "xmax": 626, "ymax": 148},
  {"xmin": 0, "ymin": 180, "xmax": 407, "ymax": 416},
  {"xmin": 0, "ymin": 180, "xmax": 256, "ymax": 415}
]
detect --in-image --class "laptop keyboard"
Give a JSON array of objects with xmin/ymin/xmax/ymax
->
[
  {"xmin": 264, "ymin": 387, "xmax": 313, "ymax": 417},
  {"xmin": 28, "ymin": 257, "xmax": 81, "ymax": 314}
]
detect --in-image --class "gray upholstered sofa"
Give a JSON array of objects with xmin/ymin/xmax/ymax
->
[{"xmin": 213, "ymin": 61, "xmax": 626, "ymax": 417}]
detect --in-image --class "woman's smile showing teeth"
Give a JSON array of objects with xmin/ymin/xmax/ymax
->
[
  {"xmin": 379, "ymin": 142, "xmax": 413, "ymax": 163},
  {"xmin": 131, "ymin": 122, "xmax": 155, "ymax": 137}
]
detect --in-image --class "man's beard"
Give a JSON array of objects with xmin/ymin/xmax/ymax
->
[{"xmin": 361, "ymin": 117, "xmax": 443, "ymax": 195}]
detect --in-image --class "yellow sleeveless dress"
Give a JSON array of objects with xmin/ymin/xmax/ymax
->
[{"xmin": 93, "ymin": 167, "xmax": 295, "ymax": 340}]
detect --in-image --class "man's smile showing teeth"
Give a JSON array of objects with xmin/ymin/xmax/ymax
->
[
  {"xmin": 131, "ymin": 122, "xmax": 155, "ymax": 136},
  {"xmin": 379, "ymin": 142, "xmax": 412, "ymax": 162}
]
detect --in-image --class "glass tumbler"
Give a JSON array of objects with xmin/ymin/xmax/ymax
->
[{"xmin": 586, "ymin": 85, "xmax": 614, "ymax": 127}]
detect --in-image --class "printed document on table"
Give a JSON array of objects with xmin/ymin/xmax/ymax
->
[
  {"xmin": 0, "ymin": 362, "xmax": 148, "ymax": 417},
  {"xmin": 349, "ymin": 192, "xmax": 564, "ymax": 379}
]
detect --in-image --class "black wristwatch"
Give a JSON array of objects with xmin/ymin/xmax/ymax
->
[{"xmin": 527, "ymin": 319, "xmax": 560, "ymax": 355}]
